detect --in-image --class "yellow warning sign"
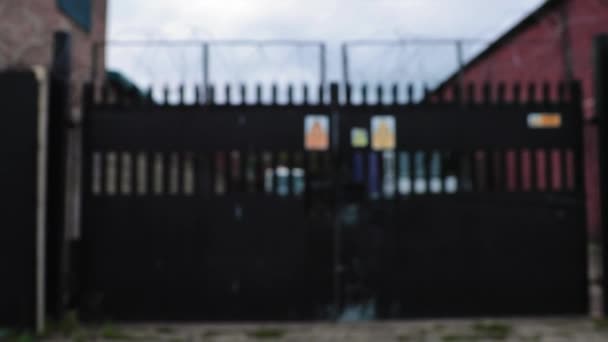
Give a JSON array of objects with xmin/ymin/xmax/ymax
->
[
  {"xmin": 371, "ymin": 116, "xmax": 396, "ymax": 150},
  {"xmin": 351, "ymin": 128, "xmax": 368, "ymax": 148},
  {"xmin": 527, "ymin": 113, "xmax": 562, "ymax": 129},
  {"xmin": 305, "ymin": 115, "xmax": 330, "ymax": 151}
]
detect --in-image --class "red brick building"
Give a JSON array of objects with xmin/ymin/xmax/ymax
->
[
  {"xmin": 439, "ymin": 0, "xmax": 608, "ymax": 236},
  {"xmin": 0, "ymin": 0, "xmax": 107, "ymax": 108}
]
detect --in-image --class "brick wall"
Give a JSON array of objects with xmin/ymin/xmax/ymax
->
[
  {"xmin": 445, "ymin": 0, "xmax": 608, "ymax": 236},
  {"xmin": 0, "ymin": 0, "xmax": 107, "ymax": 108}
]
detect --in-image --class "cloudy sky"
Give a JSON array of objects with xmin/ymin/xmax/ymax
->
[{"xmin": 107, "ymin": 0, "xmax": 547, "ymax": 102}]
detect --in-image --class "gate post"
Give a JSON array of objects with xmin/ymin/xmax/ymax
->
[
  {"xmin": 595, "ymin": 34, "xmax": 608, "ymax": 317},
  {"xmin": 47, "ymin": 31, "xmax": 71, "ymax": 321},
  {"xmin": 329, "ymin": 82, "xmax": 342, "ymax": 320}
]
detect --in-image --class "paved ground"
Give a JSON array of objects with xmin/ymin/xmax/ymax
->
[{"xmin": 24, "ymin": 318, "xmax": 608, "ymax": 341}]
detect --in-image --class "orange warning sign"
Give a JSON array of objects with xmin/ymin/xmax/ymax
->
[
  {"xmin": 527, "ymin": 113, "xmax": 562, "ymax": 129},
  {"xmin": 305, "ymin": 115, "xmax": 330, "ymax": 151},
  {"xmin": 371, "ymin": 116, "xmax": 396, "ymax": 150}
]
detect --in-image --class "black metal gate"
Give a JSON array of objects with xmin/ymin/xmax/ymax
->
[{"xmin": 79, "ymin": 82, "xmax": 587, "ymax": 321}]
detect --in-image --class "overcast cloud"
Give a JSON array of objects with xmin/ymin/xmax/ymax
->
[{"xmin": 107, "ymin": 0, "xmax": 547, "ymax": 102}]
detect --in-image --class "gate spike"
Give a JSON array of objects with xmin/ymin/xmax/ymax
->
[
  {"xmin": 163, "ymin": 84, "xmax": 170, "ymax": 105},
  {"xmin": 302, "ymin": 84, "xmax": 309, "ymax": 105},
  {"xmin": 513, "ymin": 82, "xmax": 522, "ymax": 105},
  {"xmin": 542, "ymin": 81, "xmax": 551, "ymax": 104},
  {"xmin": 194, "ymin": 85, "xmax": 200, "ymax": 105},
  {"xmin": 569, "ymin": 80, "xmax": 582, "ymax": 106},
  {"xmin": 178, "ymin": 84, "xmax": 185, "ymax": 105},
  {"xmin": 256, "ymin": 84, "xmax": 262, "ymax": 105},
  {"xmin": 558, "ymin": 81, "xmax": 566, "ymax": 104},
  {"xmin": 330, "ymin": 83, "xmax": 339, "ymax": 106},
  {"xmin": 482, "ymin": 82, "xmax": 492, "ymax": 105},
  {"xmin": 497, "ymin": 82, "xmax": 506, "ymax": 104},
  {"xmin": 391, "ymin": 83, "xmax": 399, "ymax": 105},
  {"xmin": 225, "ymin": 84, "xmax": 231, "ymax": 105},
  {"xmin": 466, "ymin": 82, "xmax": 476, "ymax": 105},
  {"xmin": 271, "ymin": 83, "xmax": 278, "ymax": 105},
  {"xmin": 527, "ymin": 83, "xmax": 537, "ymax": 104},
  {"xmin": 240, "ymin": 84, "xmax": 246, "ymax": 105},
  {"xmin": 423, "ymin": 84, "xmax": 430, "ymax": 103},
  {"xmin": 345, "ymin": 83, "xmax": 352, "ymax": 105},
  {"xmin": 318, "ymin": 84, "xmax": 324, "ymax": 105},
  {"xmin": 361, "ymin": 84, "xmax": 368, "ymax": 106},
  {"xmin": 435, "ymin": 85, "xmax": 444, "ymax": 104},
  {"xmin": 407, "ymin": 83, "xmax": 414, "ymax": 105},
  {"xmin": 452, "ymin": 84, "xmax": 462, "ymax": 105},
  {"xmin": 287, "ymin": 84, "xmax": 294, "ymax": 105},
  {"xmin": 206, "ymin": 85, "xmax": 215, "ymax": 105},
  {"xmin": 376, "ymin": 84, "xmax": 384, "ymax": 106}
]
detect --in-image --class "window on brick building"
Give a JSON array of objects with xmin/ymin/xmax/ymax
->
[{"xmin": 57, "ymin": 0, "xmax": 92, "ymax": 32}]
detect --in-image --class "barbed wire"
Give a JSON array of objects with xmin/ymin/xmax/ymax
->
[{"xmin": 101, "ymin": 3, "xmax": 605, "ymax": 103}]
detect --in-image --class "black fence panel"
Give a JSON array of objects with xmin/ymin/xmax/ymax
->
[
  {"xmin": 335, "ymin": 84, "xmax": 586, "ymax": 318},
  {"xmin": 0, "ymin": 70, "xmax": 46, "ymax": 329},
  {"xmin": 79, "ymin": 82, "xmax": 587, "ymax": 321},
  {"xmin": 595, "ymin": 34, "xmax": 608, "ymax": 316},
  {"xmin": 80, "ymin": 100, "xmax": 335, "ymax": 320}
]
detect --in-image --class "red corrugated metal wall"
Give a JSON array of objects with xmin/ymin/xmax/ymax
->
[{"xmin": 447, "ymin": 0, "xmax": 608, "ymax": 236}]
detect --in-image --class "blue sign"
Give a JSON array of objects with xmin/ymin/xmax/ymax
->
[{"xmin": 57, "ymin": 0, "xmax": 92, "ymax": 31}]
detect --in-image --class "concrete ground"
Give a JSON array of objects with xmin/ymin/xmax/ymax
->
[{"xmin": 37, "ymin": 319, "xmax": 608, "ymax": 341}]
